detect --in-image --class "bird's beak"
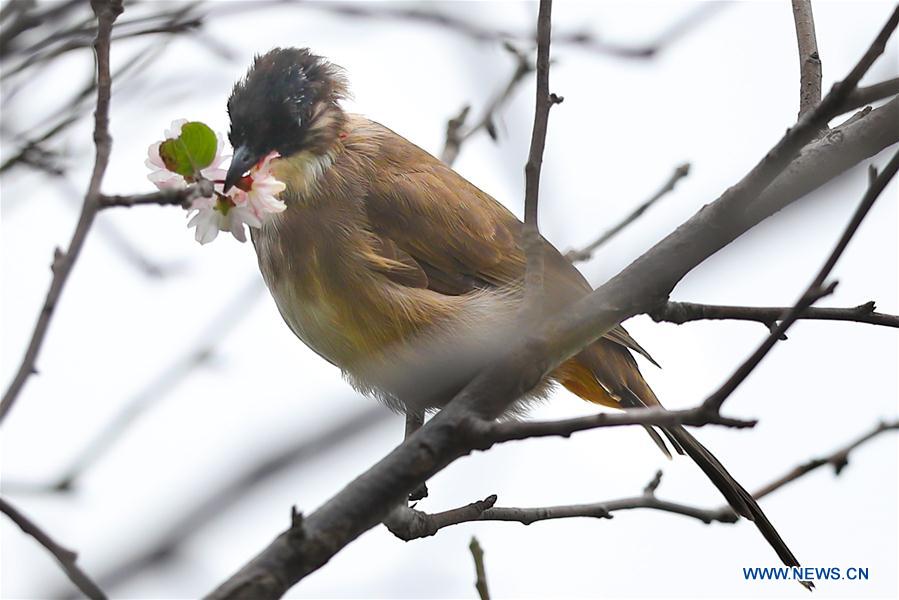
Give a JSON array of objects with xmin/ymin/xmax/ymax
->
[{"xmin": 224, "ymin": 145, "xmax": 257, "ymax": 192}]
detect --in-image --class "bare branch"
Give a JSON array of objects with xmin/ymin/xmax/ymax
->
[
  {"xmin": 0, "ymin": 496, "xmax": 106, "ymax": 599},
  {"xmin": 753, "ymin": 418, "xmax": 899, "ymax": 498},
  {"xmin": 651, "ymin": 300, "xmax": 899, "ymax": 330},
  {"xmin": 0, "ymin": 0, "xmax": 123, "ymax": 424},
  {"xmin": 441, "ymin": 42, "xmax": 533, "ymax": 166},
  {"xmin": 98, "ymin": 179, "xmax": 213, "ymax": 209},
  {"xmin": 791, "ymin": 0, "xmax": 822, "ymax": 117},
  {"xmin": 521, "ymin": 0, "xmax": 557, "ymax": 313},
  {"xmin": 385, "ymin": 496, "xmax": 498, "ymax": 541},
  {"xmin": 702, "ymin": 148, "xmax": 899, "ymax": 415},
  {"xmin": 566, "ymin": 162, "xmax": 690, "ymax": 263},
  {"xmin": 469, "ymin": 537, "xmax": 490, "ymax": 600}
]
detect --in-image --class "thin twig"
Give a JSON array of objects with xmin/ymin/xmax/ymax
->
[
  {"xmin": 702, "ymin": 148, "xmax": 899, "ymax": 415},
  {"xmin": 651, "ymin": 300, "xmax": 899, "ymax": 330},
  {"xmin": 0, "ymin": 0, "xmax": 123, "ymax": 424},
  {"xmin": 521, "ymin": 0, "xmax": 559, "ymax": 314},
  {"xmin": 0, "ymin": 497, "xmax": 106, "ymax": 599},
  {"xmin": 483, "ymin": 404, "xmax": 757, "ymax": 446},
  {"xmin": 441, "ymin": 42, "xmax": 533, "ymax": 166},
  {"xmin": 753, "ymin": 419, "xmax": 899, "ymax": 498},
  {"xmin": 791, "ymin": 0, "xmax": 822, "ymax": 117},
  {"xmin": 566, "ymin": 163, "xmax": 690, "ymax": 263},
  {"xmin": 469, "ymin": 537, "xmax": 490, "ymax": 600}
]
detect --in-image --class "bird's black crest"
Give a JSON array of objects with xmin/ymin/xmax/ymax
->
[{"xmin": 227, "ymin": 47, "xmax": 348, "ymax": 158}]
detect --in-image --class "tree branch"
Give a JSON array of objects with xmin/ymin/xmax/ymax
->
[
  {"xmin": 842, "ymin": 77, "xmax": 899, "ymax": 113},
  {"xmin": 0, "ymin": 496, "xmax": 106, "ymax": 599},
  {"xmin": 441, "ymin": 42, "xmax": 533, "ymax": 167},
  {"xmin": 753, "ymin": 418, "xmax": 899, "ymax": 498},
  {"xmin": 522, "ymin": 0, "xmax": 558, "ymax": 312},
  {"xmin": 468, "ymin": 537, "xmax": 490, "ymax": 600},
  {"xmin": 484, "ymin": 404, "xmax": 757, "ymax": 446},
  {"xmin": 791, "ymin": 0, "xmax": 822, "ymax": 118},
  {"xmin": 651, "ymin": 300, "xmax": 899, "ymax": 330},
  {"xmin": 0, "ymin": 0, "xmax": 123, "ymax": 424},
  {"xmin": 566, "ymin": 162, "xmax": 690, "ymax": 262},
  {"xmin": 98, "ymin": 180, "xmax": 213, "ymax": 209}
]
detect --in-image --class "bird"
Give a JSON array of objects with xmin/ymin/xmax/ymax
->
[{"xmin": 224, "ymin": 47, "xmax": 803, "ymax": 572}]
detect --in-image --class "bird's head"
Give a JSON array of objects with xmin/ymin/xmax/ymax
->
[{"xmin": 225, "ymin": 47, "xmax": 348, "ymax": 191}]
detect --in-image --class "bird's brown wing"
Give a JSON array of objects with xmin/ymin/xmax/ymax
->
[
  {"xmin": 362, "ymin": 128, "xmax": 658, "ymax": 365},
  {"xmin": 358, "ymin": 122, "xmax": 802, "ymax": 570}
]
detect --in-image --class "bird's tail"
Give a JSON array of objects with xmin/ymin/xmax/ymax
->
[{"xmin": 554, "ymin": 339, "xmax": 806, "ymax": 579}]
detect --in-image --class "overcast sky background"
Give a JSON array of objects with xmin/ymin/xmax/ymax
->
[{"xmin": 1, "ymin": 1, "xmax": 897, "ymax": 598}]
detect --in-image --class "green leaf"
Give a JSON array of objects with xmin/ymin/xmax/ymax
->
[{"xmin": 158, "ymin": 121, "xmax": 218, "ymax": 178}]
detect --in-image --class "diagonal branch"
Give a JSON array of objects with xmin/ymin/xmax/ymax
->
[
  {"xmin": 791, "ymin": 0, "xmax": 822, "ymax": 117},
  {"xmin": 566, "ymin": 162, "xmax": 690, "ymax": 263},
  {"xmin": 0, "ymin": 0, "xmax": 123, "ymax": 424},
  {"xmin": 0, "ymin": 497, "xmax": 106, "ymax": 599}
]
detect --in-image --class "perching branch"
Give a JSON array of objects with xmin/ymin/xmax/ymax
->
[
  {"xmin": 206, "ymin": 11, "xmax": 899, "ymax": 598},
  {"xmin": 651, "ymin": 300, "xmax": 899, "ymax": 331},
  {"xmin": 0, "ymin": 0, "xmax": 123, "ymax": 424},
  {"xmin": 565, "ymin": 162, "xmax": 690, "ymax": 263},
  {"xmin": 0, "ymin": 496, "xmax": 106, "ymax": 600},
  {"xmin": 791, "ymin": 0, "xmax": 822, "ymax": 118},
  {"xmin": 521, "ymin": 0, "xmax": 560, "ymax": 311}
]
